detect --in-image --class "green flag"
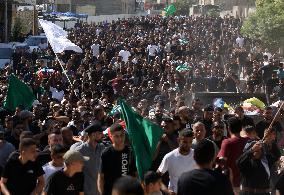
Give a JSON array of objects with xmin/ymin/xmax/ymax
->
[
  {"xmin": 119, "ymin": 99, "xmax": 164, "ymax": 180},
  {"xmin": 4, "ymin": 74, "xmax": 35, "ymax": 111},
  {"xmin": 164, "ymin": 4, "xmax": 176, "ymax": 16}
]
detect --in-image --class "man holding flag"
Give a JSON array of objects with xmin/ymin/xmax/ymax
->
[{"xmin": 98, "ymin": 99, "xmax": 164, "ymax": 195}]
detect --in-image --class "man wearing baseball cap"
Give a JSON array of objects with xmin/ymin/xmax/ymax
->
[
  {"xmin": 70, "ymin": 122, "xmax": 105, "ymax": 195},
  {"xmin": 43, "ymin": 150, "xmax": 89, "ymax": 195}
]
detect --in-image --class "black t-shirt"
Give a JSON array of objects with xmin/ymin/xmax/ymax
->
[
  {"xmin": 44, "ymin": 170, "xmax": 84, "ymax": 195},
  {"xmin": 207, "ymin": 76, "xmax": 219, "ymax": 92},
  {"xmin": 2, "ymin": 158, "xmax": 44, "ymax": 195},
  {"xmin": 224, "ymin": 74, "xmax": 238, "ymax": 92},
  {"xmin": 177, "ymin": 169, "xmax": 234, "ymax": 195},
  {"xmin": 5, "ymin": 134, "xmax": 20, "ymax": 149},
  {"xmin": 100, "ymin": 145, "xmax": 136, "ymax": 195},
  {"xmin": 241, "ymin": 115, "xmax": 255, "ymax": 128},
  {"xmin": 266, "ymin": 78, "xmax": 278, "ymax": 94},
  {"xmin": 37, "ymin": 147, "xmax": 52, "ymax": 166}
]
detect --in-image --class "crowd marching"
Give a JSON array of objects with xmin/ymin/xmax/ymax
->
[{"xmin": 0, "ymin": 15, "xmax": 284, "ymax": 195}]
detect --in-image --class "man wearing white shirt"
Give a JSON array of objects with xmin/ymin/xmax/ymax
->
[
  {"xmin": 118, "ymin": 47, "xmax": 131, "ymax": 63},
  {"xmin": 42, "ymin": 144, "xmax": 66, "ymax": 183},
  {"xmin": 91, "ymin": 40, "xmax": 100, "ymax": 59},
  {"xmin": 236, "ymin": 35, "xmax": 244, "ymax": 47},
  {"xmin": 147, "ymin": 43, "xmax": 158, "ymax": 62},
  {"xmin": 263, "ymin": 48, "xmax": 272, "ymax": 60},
  {"xmin": 158, "ymin": 129, "xmax": 197, "ymax": 194},
  {"xmin": 50, "ymin": 85, "xmax": 64, "ymax": 102}
]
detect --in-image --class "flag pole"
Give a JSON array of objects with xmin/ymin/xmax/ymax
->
[{"xmin": 54, "ymin": 53, "xmax": 73, "ymax": 87}]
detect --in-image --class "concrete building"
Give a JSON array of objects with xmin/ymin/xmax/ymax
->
[
  {"xmin": 198, "ymin": 0, "xmax": 255, "ymax": 11},
  {"xmin": 0, "ymin": 0, "xmax": 13, "ymax": 42},
  {"xmin": 54, "ymin": 0, "xmax": 136, "ymax": 16}
]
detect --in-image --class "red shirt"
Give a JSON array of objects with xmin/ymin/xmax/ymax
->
[{"xmin": 217, "ymin": 136, "xmax": 250, "ymax": 187}]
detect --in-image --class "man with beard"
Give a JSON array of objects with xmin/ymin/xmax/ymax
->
[
  {"xmin": 234, "ymin": 106, "xmax": 255, "ymax": 128},
  {"xmin": 152, "ymin": 118, "xmax": 178, "ymax": 171},
  {"xmin": 177, "ymin": 106, "xmax": 193, "ymax": 129},
  {"xmin": 191, "ymin": 98, "xmax": 203, "ymax": 120},
  {"xmin": 158, "ymin": 129, "xmax": 196, "ymax": 195},
  {"xmin": 207, "ymin": 121, "xmax": 227, "ymax": 150},
  {"xmin": 70, "ymin": 123, "xmax": 105, "ymax": 195},
  {"xmin": 256, "ymin": 107, "xmax": 282, "ymax": 140}
]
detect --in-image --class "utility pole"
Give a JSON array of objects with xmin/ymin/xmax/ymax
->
[
  {"xmin": 4, "ymin": 0, "xmax": 8, "ymax": 43},
  {"xmin": 32, "ymin": 0, "xmax": 38, "ymax": 35}
]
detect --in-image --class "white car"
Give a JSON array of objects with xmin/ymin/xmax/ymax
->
[
  {"xmin": 24, "ymin": 35, "xmax": 48, "ymax": 52},
  {"xmin": 0, "ymin": 43, "xmax": 13, "ymax": 69}
]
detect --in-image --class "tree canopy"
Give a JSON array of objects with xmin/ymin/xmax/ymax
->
[
  {"xmin": 241, "ymin": 0, "xmax": 284, "ymax": 49},
  {"xmin": 173, "ymin": 0, "xmax": 197, "ymax": 15}
]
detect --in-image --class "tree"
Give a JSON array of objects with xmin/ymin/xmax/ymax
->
[
  {"xmin": 12, "ymin": 17, "xmax": 23, "ymax": 42},
  {"xmin": 241, "ymin": 0, "xmax": 284, "ymax": 52},
  {"xmin": 173, "ymin": 0, "xmax": 197, "ymax": 15}
]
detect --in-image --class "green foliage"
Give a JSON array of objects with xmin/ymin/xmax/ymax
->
[
  {"xmin": 173, "ymin": 0, "xmax": 197, "ymax": 15},
  {"xmin": 12, "ymin": 17, "xmax": 23, "ymax": 42},
  {"xmin": 241, "ymin": 0, "xmax": 284, "ymax": 49}
]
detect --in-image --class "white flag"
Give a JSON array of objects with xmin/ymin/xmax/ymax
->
[{"xmin": 38, "ymin": 19, "xmax": 82, "ymax": 53}]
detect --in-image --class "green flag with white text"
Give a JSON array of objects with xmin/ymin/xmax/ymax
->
[
  {"xmin": 4, "ymin": 74, "xmax": 35, "ymax": 111},
  {"xmin": 119, "ymin": 99, "xmax": 164, "ymax": 180}
]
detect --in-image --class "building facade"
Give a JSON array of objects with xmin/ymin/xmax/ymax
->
[
  {"xmin": 0, "ymin": 0, "xmax": 13, "ymax": 42},
  {"xmin": 54, "ymin": 0, "xmax": 136, "ymax": 15}
]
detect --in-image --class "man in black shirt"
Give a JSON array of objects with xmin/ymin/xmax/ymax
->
[
  {"xmin": 98, "ymin": 123, "xmax": 136, "ymax": 195},
  {"xmin": 43, "ymin": 150, "xmax": 88, "ymax": 195},
  {"xmin": 177, "ymin": 139, "xmax": 234, "ymax": 195},
  {"xmin": 1, "ymin": 138, "xmax": 45, "ymax": 195},
  {"xmin": 5, "ymin": 119, "xmax": 24, "ymax": 149}
]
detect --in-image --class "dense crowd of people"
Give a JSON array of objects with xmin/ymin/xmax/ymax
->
[{"xmin": 0, "ymin": 15, "xmax": 284, "ymax": 195}]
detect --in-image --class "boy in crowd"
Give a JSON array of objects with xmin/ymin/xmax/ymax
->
[
  {"xmin": 43, "ymin": 150, "xmax": 89, "ymax": 195},
  {"xmin": 144, "ymin": 171, "xmax": 163, "ymax": 195},
  {"xmin": 111, "ymin": 176, "xmax": 144, "ymax": 195},
  {"xmin": 42, "ymin": 144, "xmax": 67, "ymax": 183}
]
